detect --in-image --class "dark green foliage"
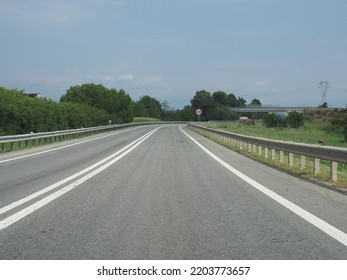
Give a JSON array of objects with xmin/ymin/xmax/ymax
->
[
  {"xmin": 286, "ymin": 111, "xmax": 304, "ymax": 128},
  {"xmin": 191, "ymin": 90, "xmax": 214, "ymax": 118},
  {"xmin": 263, "ymin": 113, "xmax": 280, "ymax": 127},
  {"xmin": 238, "ymin": 97, "xmax": 247, "ymax": 106},
  {"xmin": 250, "ymin": 98, "xmax": 261, "ymax": 106},
  {"xmin": 1, "ymin": 84, "xmax": 264, "ymax": 134},
  {"xmin": 190, "ymin": 90, "xmax": 245, "ymax": 121},
  {"xmin": 263, "ymin": 112, "xmax": 304, "ymax": 128},
  {"xmin": 178, "ymin": 106, "xmax": 195, "ymax": 121},
  {"xmin": 60, "ymin": 83, "xmax": 133, "ymax": 123},
  {"xmin": 318, "ymin": 102, "xmax": 328, "ymax": 108},
  {"xmin": 325, "ymin": 114, "xmax": 347, "ymax": 141},
  {"xmin": 138, "ymin": 95, "xmax": 162, "ymax": 119},
  {"xmin": 132, "ymin": 101, "xmax": 149, "ymax": 117},
  {"xmin": 228, "ymin": 93, "xmax": 244, "ymax": 107},
  {"xmin": 212, "ymin": 91, "xmax": 229, "ymax": 106},
  {"xmin": 0, "ymin": 87, "xmax": 114, "ymax": 135},
  {"xmin": 277, "ymin": 116, "xmax": 288, "ymax": 128},
  {"xmin": 206, "ymin": 105, "xmax": 238, "ymax": 121}
]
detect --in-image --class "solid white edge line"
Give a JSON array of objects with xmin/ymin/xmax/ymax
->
[
  {"xmin": 179, "ymin": 126, "xmax": 347, "ymax": 247},
  {"xmin": 0, "ymin": 127, "xmax": 139, "ymax": 164},
  {"xmin": 0, "ymin": 126, "xmax": 161, "ymax": 231},
  {"xmin": 0, "ymin": 127, "xmax": 159, "ymax": 216}
]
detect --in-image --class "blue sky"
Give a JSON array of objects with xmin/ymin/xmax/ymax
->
[{"xmin": 1, "ymin": 0, "xmax": 347, "ymax": 109}]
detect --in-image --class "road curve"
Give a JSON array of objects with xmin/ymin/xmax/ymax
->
[{"xmin": 0, "ymin": 124, "xmax": 346, "ymax": 259}]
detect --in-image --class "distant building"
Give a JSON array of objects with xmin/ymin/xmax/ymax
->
[{"xmin": 24, "ymin": 93, "xmax": 42, "ymax": 98}]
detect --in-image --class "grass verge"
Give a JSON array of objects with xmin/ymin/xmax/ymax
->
[
  {"xmin": 206, "ymin": 121, "xmax": 347, "ymax": 148},
  {"xmin": 190, "ymin": 126, "xmax": 347, "ymax": 191}
]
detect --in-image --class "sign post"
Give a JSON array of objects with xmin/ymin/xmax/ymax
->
[{"xmin": 195, "ymin": 108, "xmax": 202, "ymax": 122}]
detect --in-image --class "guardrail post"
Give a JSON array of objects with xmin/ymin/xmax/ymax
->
[
  {"xmin": 264, "ymin": 147, "xmax": 269, "ymax": 159},
  {"xmin": 314, "ymin": 158, "xmax": 320, "ymax": 175},
  {"xmin": 288, "ymin": 153, "xmax": 294, "ymax": 166},
  {"xmin": 280, "ymin": 151, "xmax": 284, "ymax": 163},
  {"xmin": 300, "ymin": 155, "xmax": 306, "ymax": 169},
  {"xmin": 271, "ymin": 149, "xmax": 276, "ymax": 160},
  {"xmin": 258, "ymin": 146, "xmax": 262, "ymax": 156},
  {"xmin": 331, "ymin": 161, "xmax": 337, "ymax": 181}
]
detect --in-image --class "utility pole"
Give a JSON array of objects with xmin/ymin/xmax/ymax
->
[{"xmin": 317, "ymin": 81, "xmax": 330, "ymax": 106}]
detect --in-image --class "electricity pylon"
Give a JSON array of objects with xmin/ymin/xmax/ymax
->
[{"xmin": 317, "ymin": 81, "xmax": 330, "ymax": 106}]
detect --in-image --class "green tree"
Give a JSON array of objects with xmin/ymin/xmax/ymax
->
[
  {"xmin": 286, "ymin": 111, "xmax": 304, "ymax": 128},
  {"xmin": 227, "ymin": 93, "xmax": 242, "ymax": 107},
  {"xmin": 138, "ymin": 95, "xmax": 162, "ymax": 119},
  {"xmin": 133, "ymin": 101, "xmax": 149, "ymax": 117},
  {"xmin": 60, "ymin": 83, "xmax": 133, "ymax": 123},
  {"xmin": 263, "ymin": 113, "xmax": 280, "ymax": 128},
  {"xmin": 178, "ymin": 106, "xmax": 195, "ymax": 121},
  {"xmin": 161, "ymin": 100, "xmax": 171, "ymax": 111},
  {"xmin": 318, "ymin": 102, "xmax": 328, "ymax": 108},
  {"xmin": 191, "ymin": 90, "xmax": 215, "ymax": 120},
  {"xmin": 206, "ymin": 105, "xmax": 238, "ymax": 120},
  {"xmin": 60, "ymin": 83, "xmax": 109, "ymax": 109},
  {"xmin": 212, "ymin": 91, "xmax": 229, "ymax": 106},
  {"xmin": 0, "ymin": 86, "xmax": 114, "ymax": 135},
  {"xmin": 238, "ymin": 97, "xmax": 247, "ymax": 107},
  {"xmin": 250, "ymin": 98, "xmax": 261, "ymax": 106}
]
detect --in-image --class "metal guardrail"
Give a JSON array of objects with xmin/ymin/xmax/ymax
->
[
  {"xmin": 0, "ymin": 122, "xmax": 182, "ymax": 153},
  {"xmin": 188, "ymin": 123, "xmax": 347, "ymax": 182}
]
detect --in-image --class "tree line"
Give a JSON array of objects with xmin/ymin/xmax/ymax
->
[
  {"xmin": 1, "ymin": 83, "xmax": 262, "ymax": 135},
  {"xmin": 0, "ymin": 87, "xmax": 114, "ymax": 135}
]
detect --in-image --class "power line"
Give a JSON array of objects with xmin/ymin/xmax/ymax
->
[{"xmin": 330, "ymin": 86, "xmax": 347, "ymax": 92}]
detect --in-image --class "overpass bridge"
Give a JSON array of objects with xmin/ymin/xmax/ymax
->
[{"xmin": 231, "ymin": 106, "xmax": 316, "ymax": 113}]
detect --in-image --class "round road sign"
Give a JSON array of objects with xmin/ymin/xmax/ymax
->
[{"xmin": 195, "ymin": 109, "xmax": 202, "ymax": 116}]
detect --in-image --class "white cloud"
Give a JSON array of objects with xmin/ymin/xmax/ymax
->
[
  {"xmin": 255, "ymin": 81, "xmax": 270, "ymax": 87},
  {"xmin": 135, "ymin": 76, "xmax": 162, "ymax": 86},
  {"xmin": 118, "ymin": 73, "xmax": 135, "ymax": 81}
]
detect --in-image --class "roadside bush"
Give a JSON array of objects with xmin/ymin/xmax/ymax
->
[
  {"xmin": 325, "ymin": 115, "xmax": 347, "ymax": 142},
  {"xmin": 277, "ymin": 117, "xmax": 288, "ymax": 128},
  {"xmin": 263, "ymin": 113, "xmax": 280, "ymax": 127},
  {"xmin": 263, "ymin": 112, "xmax": 304, "ymax": 128},
  {"xmin": 286, "ymin": 111, "xmax": 304, "ymax": 128}
]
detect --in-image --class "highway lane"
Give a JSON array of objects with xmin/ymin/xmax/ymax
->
[
  {"xmin": 0, "ymin": 126, "xmax": 157, "ymax": 209},
  {"xmin": 0, "ymin": 124, "xmax": 346, "ymax": 259}
]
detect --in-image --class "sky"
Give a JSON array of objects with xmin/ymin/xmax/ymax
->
[{"xmin": 1, "ymin": 0, "xmax": 347, "ymax": 109}]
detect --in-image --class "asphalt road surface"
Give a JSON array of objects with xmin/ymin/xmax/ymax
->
[{"xmin": 0, "ymin": 124, "xmax": 346, "ymax": 259}]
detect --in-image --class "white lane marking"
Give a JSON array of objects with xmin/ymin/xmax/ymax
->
[
  {"xmin": 0, "ymin": 127, "xmax": 139, "ymax": 164},
  {"xmin": 180, "ymin": 126, "xmax": 347, "ymax": 247},
  {"xmin": 0, "ymin": 127, "xmax": 161, "ymax": 231},
  {"xmin": 0, "ymin": 127, "xmax": 160, "ymax": 218}
]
